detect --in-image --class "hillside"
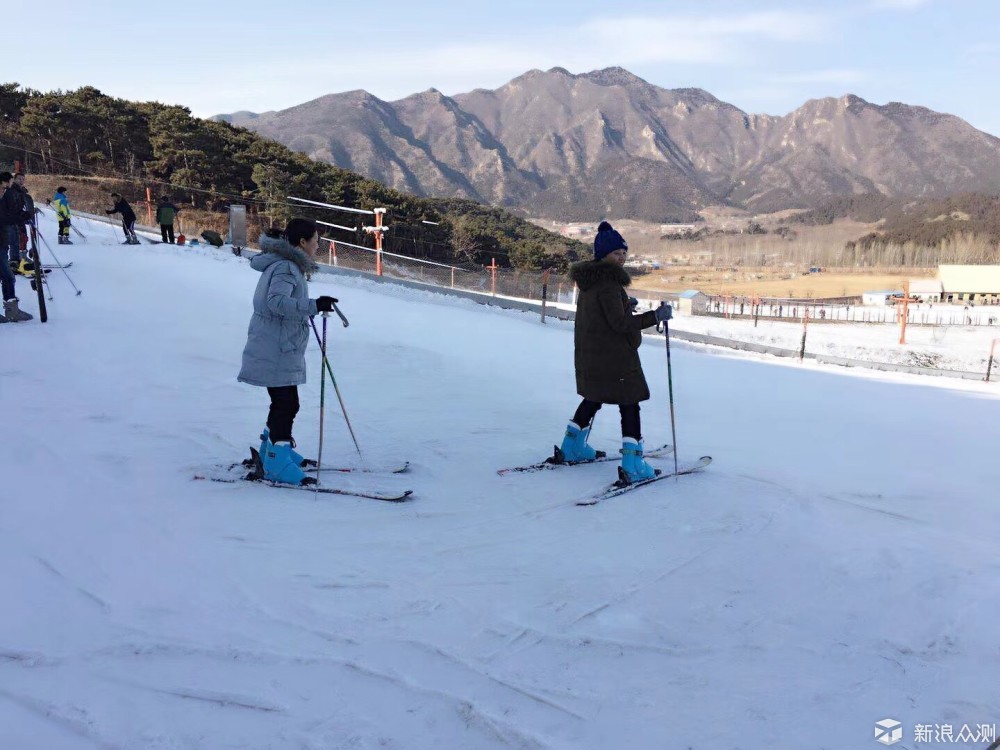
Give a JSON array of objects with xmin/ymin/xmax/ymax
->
[
  {"xmin": 0, "ymin": 83, "xmax": 585, "ymax": 270},
  {"xmin": 217, "ymin": 67, "xmax": 1000, "ymax": 221},
  {"xmin": 788, "ymin": 192, "xmax": 1000, "ymax": 264}
]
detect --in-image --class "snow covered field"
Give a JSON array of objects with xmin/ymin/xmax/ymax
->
[
  {"xmin": 3, "ymin": 211, "xmax": 999, "ymax": 750},
  {"xmin": 668, "ymin": 311, "xmax": 999, "ymax": 374}
]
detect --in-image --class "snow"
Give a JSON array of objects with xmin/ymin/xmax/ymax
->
[
  {"xmin": 3, "ymin": 210, "xmax": 1000, "ymax": 749},
  {"xmin": 658, "ymin": 307, "xmax": 1000, "ymax": 374}
]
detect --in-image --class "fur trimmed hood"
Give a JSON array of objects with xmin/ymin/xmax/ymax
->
[
  {"xmin": 569, "ymin": 260, "xmax": 632, "ymax": 291},
  {"xmin": 252, "ymin": 233, "xmax": 318, "ymax": 276}
]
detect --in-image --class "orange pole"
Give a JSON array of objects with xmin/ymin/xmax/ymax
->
[
  {"xmin": 490, "ymin": 258, "xmax": 497, "ymax": 296},
  {"xmin": 146, "ymin": 187, "xmax": 153, "ymax": 225},
  {"xmin": 899, "ymin": 280, "xmax": 910, "ymax": 344}
]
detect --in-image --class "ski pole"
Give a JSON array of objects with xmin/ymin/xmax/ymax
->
[
  {"xmin": 316, "ymin": 313, "xmax": 328, "ymax": 488},
  {"xmin": 663, "ymin": 316, "xmax": 679, "ymax": 478},
  {"xmin": 309, "ymin": 316, "xmax": 363, "ymax": 458},
  {"xmin": 35, "ymin": 227, "xmax": 82, "ymax": 296},
  {"xmin": 71, "ymin": 224, "xmax": 87, "ymax": 240},
  {"xmin": 332, "ymin": 301, "xmax": 349, "ymax": 327}
]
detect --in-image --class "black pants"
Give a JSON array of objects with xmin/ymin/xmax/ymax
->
[
  {"xmin": 123, "ymin": 220, "xmax": 137, "ymax": 242},
  {"xmin": 572, "ymin": 399, "xmax": 642, "ymax": 441},
  {"xmin": 58, "ymin": 218, "xmax": 70, "ymax": 238},
  {"xmin": 266, "ymin": 386, "xmax": 300, "ymax": 443},
  {"xmin": 160, "ymin": 224, "xmax": 175, "ymax": 243}
]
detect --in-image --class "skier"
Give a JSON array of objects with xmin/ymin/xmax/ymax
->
[
  {"xmin": 106, "ymin": 193, "xmax": 139, "ymax": 244},
  {"xmin": 0, "ymin": 172, "xmax": 33, "ymax": 322},
  {"xmin": 6, "ymin": 172, "xmax": 33, "ymax": 265},
  {"xmin": 156, "ymin": 195, "xmax": 179, "ymax": 244},
  {"xmin": 557, "ymin": 221, "xmax": 671, "ymax": 482},
  {"xmin": 53, "ymin": 186, "xmax": 72, "ymax": 244},
  {"xmin": 237, "ymin": 218, "xmax": 338, "ymax": 485}
]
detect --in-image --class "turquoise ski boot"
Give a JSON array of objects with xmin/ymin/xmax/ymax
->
[
  {"xmin": 620, "ymin": 437, "xmax": 659, "ymax": 483},
  {"xmin": 262, "ymin": 441, "xmax": 313, "ymax": 485},
  {"xmin": 554, "ymin": 421, "xmax": 604, "ymax": 463},
  {"xmin": 260, "ymin": 428, "xmax": 312, "ymax": 467}
]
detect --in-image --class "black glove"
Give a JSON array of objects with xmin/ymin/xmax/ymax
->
[
  {"xmin": 316, "ymin": 296, "xmax": 339, "ymax": 313},
  {"xmin": 627, "ymin": 296, "xmax": 639, "ymax": 312},
  {"xmin": 654, "ymin": 302, "xmax": 673, "ymax": 323}
]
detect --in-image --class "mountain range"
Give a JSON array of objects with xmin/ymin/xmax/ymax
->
[{"xmin": 216, "ymin": 67, "xmax": 1000, "ymax": 222}]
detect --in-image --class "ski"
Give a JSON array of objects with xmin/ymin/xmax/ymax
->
[
  {"xmin": 497, "ymin": 443, "xmax": 673, "ymax": 476},
  {"xmin": 42, "ymin": 262, "xmax": 73, "ymax": 269},
  {"xmin": 194, "ymin": 473, "xmax": 412, "ymax": 502},
  {"xmin": 239, "ymin": 456, "xmax": 410, "ymax": 474},
  {"xmin": 576, "ymin": 455, "xmax": 713, "ymax": 506},
  {"xmin": 195, "ymin": 450, "xmax": 412, "ymax": 502},
  {"xmin": 309, "ymin": 461, "xmax": 410, "ymax": 475}
]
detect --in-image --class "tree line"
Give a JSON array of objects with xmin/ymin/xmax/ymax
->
[
  {"xmin": 788, "ymin": 192, "xmax": 1000, "ymax": 265},
  {"xmin": 0, "ymin": 83, "xmax": 584, "ymax": 271}
]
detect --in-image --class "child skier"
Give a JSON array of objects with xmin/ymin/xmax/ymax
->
[
  {"xmin": 53, "ymin": 186, "xmax": 72, "ymax": 244},
  {"xmin": 557, "ymin": 221, "xmax": 672, "ymax": 482},
  {"xmin": 237, "ymin": 218, "xmax": 337, "ymax": 485}
]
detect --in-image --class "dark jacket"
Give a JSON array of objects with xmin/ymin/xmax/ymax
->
[
  {"xmin": 107, "ymin": 198, "xmax": 136, "ymax": 224},
  {"xmin": 8, "ymin": 183, "xmax": 33, "ymax": 224},
  {"xmin": 0, "ymin": 186, "xmax": 22, "ymax": 226},
  {"xmin": 570, "ymin": 260, "xmax": 658, "ymax": 404}
]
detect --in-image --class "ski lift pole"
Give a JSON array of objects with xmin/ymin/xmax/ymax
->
[{"xmin": 309, "ymin": 316, "xmax": 362, "ymax": 458}]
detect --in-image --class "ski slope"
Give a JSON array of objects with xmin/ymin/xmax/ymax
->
[{"xmin": 3, "ymin": 210, "xmax": 999, "ymax": 749}]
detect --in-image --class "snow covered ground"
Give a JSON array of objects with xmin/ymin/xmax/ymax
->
[
  {"xmin": 666, "ymin": 311, "xmax": 999, "ymax": 374},
  {"xmin": 3, "ymin": 210, "xmax": 999, "ymax": 750}
]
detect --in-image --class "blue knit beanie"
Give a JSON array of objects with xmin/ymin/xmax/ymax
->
[{"xmin": 594, "ymin": 221, "xmax": 627, "ymax": 261}]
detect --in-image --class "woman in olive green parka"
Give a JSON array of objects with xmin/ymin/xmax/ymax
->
[{"xmin": 557, "ymin": 221, "xmax": 673, "ymax": 482}]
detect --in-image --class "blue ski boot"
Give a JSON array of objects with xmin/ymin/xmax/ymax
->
[
  {"xmin": 555, "ymin": 421, "xmax": 603, "ymax": 463},
  {"xmin": 620, "ymin": 437, "xmax": 659, "ymax": 483},
  {"xmin": 262, "ymin": 441, "xmax": 313, "ymax": 485},
  {"xmin": 260, "ymin": 429, "xmax": 311, "ymax": 467}
]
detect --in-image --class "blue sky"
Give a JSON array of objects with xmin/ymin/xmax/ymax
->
[{"xmin": 9, "ymin": 0, "xmax": 999, "ymax": 135}]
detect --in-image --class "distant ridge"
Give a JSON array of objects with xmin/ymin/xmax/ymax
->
[{"xmin": 216, "ymin": 67, "xmax": 1000, "ymax": 222}]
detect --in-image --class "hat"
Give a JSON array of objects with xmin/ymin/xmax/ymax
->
[
  {"xmin": 56, "ymin": 186, "xmax": 67, "ymax": 192},
  {"xmin": 594, "ymin": 221, "xmax": 627, "ymax": 261}
]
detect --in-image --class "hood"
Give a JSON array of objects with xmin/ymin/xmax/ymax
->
[
  {"xmin": 569, "ymin": 260, "xmax": 632, "ymax": 292},
  {"xmin": 251, "ymin": 234, "xmax": 318, "ymax": 276}
]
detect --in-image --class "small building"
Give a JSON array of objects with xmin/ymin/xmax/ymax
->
[
  {"xmin": 937, "ymin": 265, "xmax": 1000, "ymax": 304},
  {"xmin": 670, "ymin": 289, "xmax": 709, "ymax": 315},
  {"xmin": 660, "ymin": 224, "xmax": 697, "ymax": 235},
  {"xmin": 862, "ymin": 290, "xmax": 901, "ymax": 306},
  {"xmin": 908, "ymin": 278, "xmax": 943, "ymax": 302}
]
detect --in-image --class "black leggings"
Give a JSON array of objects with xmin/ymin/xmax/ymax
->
[
  {"xmin": 266, "ymin": 386, "xmax": 300, "ymax": 443},
  {"xmin": 572, "ymin": 399, "xmax": 641, "ymax": 441}
]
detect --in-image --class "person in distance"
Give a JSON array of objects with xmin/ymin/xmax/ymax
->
[{"xmin": 52, "ymin": 186, "xmax": 72, "ymax": 244}]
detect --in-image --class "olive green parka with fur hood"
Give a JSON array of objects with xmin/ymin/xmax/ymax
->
[{"xmin": 569, "ymin": 259, "xmax": 659, "ymax": 404}]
